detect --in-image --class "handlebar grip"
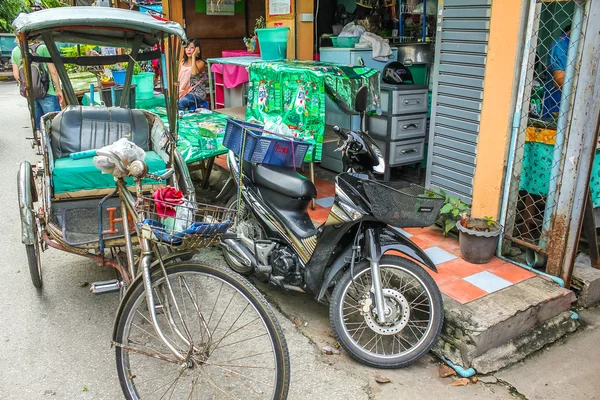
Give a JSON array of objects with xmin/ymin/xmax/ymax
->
[
  {"xmin": 147, "ymin": 168, "xmax": 175, "ymax": 182},
  {"xmin": 69, "ymin": 149, "xmax": 97, "ymax": 160},
  {"xmin": 332, "ymin": 125, "xmax": 348, "ymax": 140}
]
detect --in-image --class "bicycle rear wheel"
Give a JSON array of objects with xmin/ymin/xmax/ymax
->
[{"xmin": 114, "ymin": 263, "xmax": 290, "ymax": 399}]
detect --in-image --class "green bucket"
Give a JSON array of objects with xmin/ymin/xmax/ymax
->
[
  {"xmin": 256, "ymin": 27, "xmax": 290, "ymax": 61},
  {"xmin": 132, "ymin": 72, "xmax": 155, "ymax": 100}
]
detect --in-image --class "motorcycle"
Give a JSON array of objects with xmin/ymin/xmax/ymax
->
[{"xmin": 220, "ymin": 86, "xmax": 445, "ymax": 368}]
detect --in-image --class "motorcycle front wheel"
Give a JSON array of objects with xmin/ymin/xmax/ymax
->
[{"xmin": 330, "ymin": 255, "xmax": 444, "ymax": 368}]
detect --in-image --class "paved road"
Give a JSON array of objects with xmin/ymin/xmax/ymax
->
[{"xmin": 0, "ymin": 81, "xmax": 597, "ymax": 400}]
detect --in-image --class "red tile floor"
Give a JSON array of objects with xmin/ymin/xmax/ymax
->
[{"xmin": 213, "ymin": 155, "xmax": 537, "ymax": 304}]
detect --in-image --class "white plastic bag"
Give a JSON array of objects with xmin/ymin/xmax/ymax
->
[
  {"xmin": 413, "ymin": 0, "xmax": 438, "ymax": 16},
  {"xmin": 93, "ymin": 138, "xmax": 146, "ymax": 178},
  {"xmin": 339, "ymin": 22, "xmax": 365, "ymax": 38},
  {"xmin": 264, "ymin": 118, "xmax": 293, "ymax": 138},
  {"xmin": 174, "ymin": 200, "xmax": 195, "ymax": 231}
]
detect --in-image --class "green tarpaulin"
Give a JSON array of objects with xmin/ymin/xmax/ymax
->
[
  {"xmin": 149, "ymin": 107, "xmax": 229, "ymax": 164},
  {"xmin": 246, "ymin": 60, "xmax": 380, "ymax": 162}
]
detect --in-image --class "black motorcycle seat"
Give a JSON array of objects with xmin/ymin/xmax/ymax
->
[{"xmin": 251, "ymin": 164, "xmax": 317, "ymax": 199}]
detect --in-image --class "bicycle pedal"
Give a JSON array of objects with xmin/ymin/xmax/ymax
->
[{"xmin": 90, "ymin": 279, "xmax": 122, "ymax": 295}]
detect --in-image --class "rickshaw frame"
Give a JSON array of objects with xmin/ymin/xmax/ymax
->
[{"xmin": 14, "ymin": 7, "xmax": 195, "ymax": 286}]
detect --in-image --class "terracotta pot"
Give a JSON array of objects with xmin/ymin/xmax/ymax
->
[{"xmin": 101, "ymin": 81, "xmax": 115, "ymax": 88}]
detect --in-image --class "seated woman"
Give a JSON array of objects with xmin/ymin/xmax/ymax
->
[{"xmin": 178, "ymin": 39, "xmax": 209, "ymax": 111}]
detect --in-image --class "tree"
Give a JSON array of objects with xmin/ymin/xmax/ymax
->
[
  {"xmin": 0, "ymin": 0, "xmax": 30, "ymax": 32},
  {"xmin": 1, "ymin": 0, "xmax": 68, "ymax": 33}
]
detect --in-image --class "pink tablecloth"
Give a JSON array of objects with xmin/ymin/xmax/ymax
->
[
  {"xmin": 222, "ymin": 50, "xmax": 257, "ymax": 58},
  {"xmin": 211, "ymin": 50, "xmax": 260, "ymax": 89}
]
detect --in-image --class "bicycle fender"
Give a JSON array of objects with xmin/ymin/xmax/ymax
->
[{"xmin": 18, "ymin": 161, "xmax": 35, "ymax": 246}]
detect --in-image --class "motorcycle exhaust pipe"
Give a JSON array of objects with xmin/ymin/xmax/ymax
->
[{"xmin": 221, "ymin": 238, "xmax": 256, "ymax": 268}]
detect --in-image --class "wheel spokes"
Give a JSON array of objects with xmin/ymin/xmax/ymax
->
[
  {"xmin": 341, "ymin": 265, "xmax": 434, "ymax": 358},
  {"xmin": 119, "ymin": 270, "xmax": 279, "ymax": 399}
]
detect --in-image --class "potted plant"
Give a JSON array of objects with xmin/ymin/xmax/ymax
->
[
  {"xmin": 436, "ymin": 191, "xmax": 470, "ymax": 237},
  {"xmin": 100, "ymin": 73, "xmax": 114, "ymax": 88},
  {"xmin": 456, "ymin": 215, "xmax": 503, "ymax": 264},
  {"xmin": 253, "ymin": 16, "xmax": 265, "ymax": 54}
]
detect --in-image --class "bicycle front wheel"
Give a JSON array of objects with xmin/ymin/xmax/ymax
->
[{"xmin": 114, "ymin": 263, "xmax": 290, "ymax": 400}]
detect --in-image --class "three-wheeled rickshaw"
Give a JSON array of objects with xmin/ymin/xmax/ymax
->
[{"xmin": 14, "ymin": 7, "xmax": 289, "ymax": 399}]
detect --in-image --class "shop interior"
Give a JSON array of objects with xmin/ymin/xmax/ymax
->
[
  {"xmin": 313, "ymin": 0, "xmax": 437, "ymax": 182},
  {"xmin": 200, "ymin": 0, "xmax": 440, "ymax": 189}
]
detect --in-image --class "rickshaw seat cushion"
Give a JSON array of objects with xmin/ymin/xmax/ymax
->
[
  {"xmin": 50, "ymin": 106, "xmax": 150, "ymax": 159},
  {"xmin": 53, "ymin": 151, "xmax": 166, "ymax": 195}
]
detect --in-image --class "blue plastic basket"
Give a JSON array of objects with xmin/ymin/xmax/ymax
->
[
  {"xmin": 222, "ymin": 120, "xmax": 264, "ymax": 160},
  {"xmin": 223, "ymin": 120, "xmax": 312, "ymax": 168}
]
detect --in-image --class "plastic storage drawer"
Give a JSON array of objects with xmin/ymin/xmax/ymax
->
[{"xmin": 368, "ymin": 113, "xmax": 427, "ymax": 141}]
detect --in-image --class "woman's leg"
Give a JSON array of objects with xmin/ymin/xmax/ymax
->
[{"xmin": 178, "ymin": 94, "xmax": 195, "ymax": 110}]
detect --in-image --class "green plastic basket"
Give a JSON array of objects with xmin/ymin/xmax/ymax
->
[{"xmin": 331, "ymin": 36, "xmax": 360, "ymax": 48}]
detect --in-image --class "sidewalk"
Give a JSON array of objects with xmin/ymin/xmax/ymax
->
[{"xmin": 213, "ymin": 154, "xmax": 578, "ymax": 374}]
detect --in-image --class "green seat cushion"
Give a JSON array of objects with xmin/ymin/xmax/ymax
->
[{"xmin": 53, "ymin": 151, "xmax": 166, "ymax": 194}]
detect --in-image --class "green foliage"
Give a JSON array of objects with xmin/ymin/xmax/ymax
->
[
  {"xmin": 122, "ymin": 61, "xmax": 142, "ymax": 75},
  {"xmin": 0, "ymin": 0, "xmax": 30, "ymax": 32},
  {"xmin": 60, "ymin": 45, "xmax": 102, "ymax": 74},
  {"xmin": 435, "ymin": 190, "xmax": 471, "ymax": 237},
  {"xmin": 60, "ymin": 44, "xmax": 97, "ymax": 57},
  {"xmin": 36, "ymin": 0, "xmax": 69, "ymax": 8},
  {"xmin": 254, "ymin": 16, "xmax": 266, "ymax": 31},
  {"xmin": 0, "ymin": 0, "xmax": 68, "ymax": 33},
  {"xmin": 483, "ymin": 215, "xmax": 496, "ymax": 227}
]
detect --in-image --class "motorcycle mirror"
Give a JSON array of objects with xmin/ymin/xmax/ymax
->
[{"xmin": 354, "ymin": 86, "xmax": 368, "ymax": 114}]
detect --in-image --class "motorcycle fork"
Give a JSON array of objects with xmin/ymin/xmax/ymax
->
[{"xmin": 364, "ymin": 228, "xmax": 387, "ymax": 324}]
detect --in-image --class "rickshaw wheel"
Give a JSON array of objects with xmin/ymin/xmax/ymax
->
[
  {"xmin": 114, "ymin": 263, "xmax": 290, "ymax": 400},
  {"xmin": 25, "ymin": 230, "xmax": 42, "ymax": 289}
]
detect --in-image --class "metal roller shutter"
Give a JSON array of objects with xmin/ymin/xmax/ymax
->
[{"xmin": 425, "ymin": 0, "xmax": 492, "ymax": 203}]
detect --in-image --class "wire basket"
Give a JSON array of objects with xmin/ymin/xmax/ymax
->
[
  {"xmin": 361, "ymin": 181, "xmax": 444, "ymax": 228},
  {"xmin": 136, "ymin": 197, "xmax": 236, "ymax": 250}
]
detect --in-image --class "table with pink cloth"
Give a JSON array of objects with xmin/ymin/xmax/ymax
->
[{"xmin": 209, "ymin": 52, "xmax": 260, "ymax": 89}]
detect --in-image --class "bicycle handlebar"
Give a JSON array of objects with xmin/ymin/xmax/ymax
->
[
  {"xmin": 96, "ymin": 150, "xmax": 128, "ymax": 174},
  {"xmin": 96, "ymin": 150, "xmax": 174, "ymax": 182}
]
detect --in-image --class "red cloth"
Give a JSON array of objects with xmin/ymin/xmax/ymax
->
[{"xmin": 153, "ymin": 186, "xmax": 184, "ymax": 218}]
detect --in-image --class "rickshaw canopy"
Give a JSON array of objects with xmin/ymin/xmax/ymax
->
[
  {"xmin": 12, "ymin": 7, "xmax": 187, "ymax": 48},
  {"xmin": 13, "ymin": 7, "xmax": 184, "ymax": 139}
]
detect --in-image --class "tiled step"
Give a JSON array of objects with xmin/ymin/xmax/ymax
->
[{"xmin": 436, "ymin": 276, "xmax": 576, "ymax": 373}]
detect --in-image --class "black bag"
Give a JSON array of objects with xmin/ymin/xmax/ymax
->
[{"xmin": 19, "ymin": 43, "xmax": 50, "ymax": 99}]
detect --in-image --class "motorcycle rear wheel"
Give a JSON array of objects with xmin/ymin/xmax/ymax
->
[{"xmin": 330, "ymin": 255, "xmax": 443, "ymax": 368}]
